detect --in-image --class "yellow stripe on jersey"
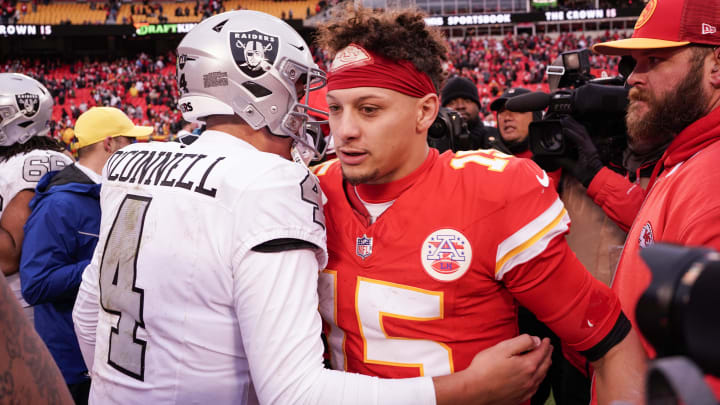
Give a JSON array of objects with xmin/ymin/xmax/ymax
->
[
  {"xmin": 495, "ymin": 198, "xmax": 570, "ymax": 280},
  {"xmin": 311, "ymin": 158, "xmax": 338, "ymax": 176}
]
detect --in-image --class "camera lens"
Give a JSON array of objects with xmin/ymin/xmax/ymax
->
[
  {"xmin": 539, "ymin": 128, "xmax": 563, "ymax": 152},
  {"xmin": 428, "ymin": 120, "xmax": 447, "ymax": 139}
]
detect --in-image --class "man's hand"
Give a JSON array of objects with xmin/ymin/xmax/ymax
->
[
  {"xmin": 433, "ymin": 334, "xmax": 553, "ymax": 405},
  {"xmin": 559, "ymin": 117, "xmax": 604, "ymax": 187}
]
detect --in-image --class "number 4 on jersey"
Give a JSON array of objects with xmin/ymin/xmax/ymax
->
[{"xmin": 99, "ymin": 195, "xmax": 152, "ymax": 381}]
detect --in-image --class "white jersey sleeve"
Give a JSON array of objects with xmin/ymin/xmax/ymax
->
[
  {"xmin": 232, "ymin": 158, "xmax": 327, "ymax": 268},
  {"xmin": 234, "ymin": 247, "xmax": 435, "ymax": 405},
  {"xmin": 73, "ymin": 248, "xmax": 101, "ymax": 373},
  {"xmin": 0, "ymin": 149, "xmax": 72, "ymax": 317}
]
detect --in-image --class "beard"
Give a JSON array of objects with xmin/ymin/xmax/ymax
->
[
  {"xmin": 342, "ymin": 167, "xmax": 380, "ymax": 185},
  {"xmin": 463, "ymin": 112, "xmax": 480, "ymax": 129},
  {"xmin": 626, "ymin": 61, "xmax": 708, "ymax": 154}
]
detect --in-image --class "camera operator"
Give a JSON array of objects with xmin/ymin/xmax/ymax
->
[
  {"xmin": 589, "ymin": 0, "xmax": 720, "ymax": 398},
  {"xmin": 505, "ymin": 53, "xmax": 657, "ymax": 286},
  {"xmin": 556, "ymin": 116, "xmax": 663, "ymax": 233},
  {"xmin": 440, "ymin": 77, "xmax": 501, "ymax": 151},
  {"xmin": 490, "ymin": 87, "xmax": 561, "ymax": 188}
]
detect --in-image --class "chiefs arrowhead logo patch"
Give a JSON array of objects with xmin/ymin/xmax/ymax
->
[{"xmin": 638, "ymin": 221, "xmax": 654, "ymax": 248}]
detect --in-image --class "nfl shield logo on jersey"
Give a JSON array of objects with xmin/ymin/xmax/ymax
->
[
  {"xmin": 230, "ymin": 30, "xmax": 279, "ymax": 78},
  {"xmin": 638, "ymin": 222, "xmax": 654, "ymax": 248},
  {"xmin": 15, "ymin": 93, "xmax": 40, "ymax": 117},
  {"xmin": 356, "ymin": 234, "xmax": 373, "ymax": 260},
  {"xmin": 421, "ymin": 229, "xmax": 473, "ymax": 282}
]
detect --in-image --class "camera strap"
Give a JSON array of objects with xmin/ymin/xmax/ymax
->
[{"xmin": 647, "ymin": 356, "xmax": 717, "ymax": 405}]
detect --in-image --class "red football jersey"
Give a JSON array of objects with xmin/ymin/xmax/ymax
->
[{"xmin": 314, "ymin": 148, "xmax": 623, "ymax": 378}]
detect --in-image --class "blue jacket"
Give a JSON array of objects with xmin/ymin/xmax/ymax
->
[{"xmin": 20, "ymin": 164, "xmax": 100, "ymax": 384}]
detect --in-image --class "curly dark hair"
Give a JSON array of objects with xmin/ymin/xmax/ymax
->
[
  {"xmin": 315, "ymin": 5, "xmax": 449, "ymax": 92},
  {"xmin": 0, "ymin": 136, "xmax": 66, "ymax": 162}
]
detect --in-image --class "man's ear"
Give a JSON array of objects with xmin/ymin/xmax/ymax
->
[
  {"xmin": 417, "ymin": 93, "xmax": 440, "ymax": 133},
  {"xmin": 710, "ymin": 47, "xmax": 720, "ymax": 89},
  {"xmin": 103, "ymin": 137, "xmax": 113, "ymax": 153}
]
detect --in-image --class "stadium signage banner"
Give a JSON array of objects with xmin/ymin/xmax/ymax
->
[
  {"xmin": 135, "ymin": 23, "xmax": 198, "ymax": 36},
  {"xmin": 0, "ymin": 25, "xmax": 52, "ymax": 36},
  {"xmin": 426, "ymin": 7, "xmax": 624, "ymax": 27},
  {"xmin": 545, "ymin": 8, "xmax": 618, "ymax": 21},
  {"xmin": 532, "ymin": 0, "xmax": 557, "ymax": 7},
  {"xmin": 446, "ymin": 13, "xmax": 512, "ymax": 26}
]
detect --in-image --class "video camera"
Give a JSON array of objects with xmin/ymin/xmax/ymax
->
[
  {"xmin": 427, "ymin": 106, "xmax": 473, "ymax": 153},
  {"xmin": 635, "ymin": 243, "xmax": 720, "ymax": 404},
  {"xmin": 505, "ymin": 49, "xmax": 629, "ymax": 164}
]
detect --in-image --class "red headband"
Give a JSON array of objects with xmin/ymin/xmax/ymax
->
[{"xmin": 326, "ymin": 44, "xmax": 436, "ymax": 98}]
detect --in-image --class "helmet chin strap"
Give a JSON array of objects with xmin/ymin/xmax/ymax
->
[
  {"xmin": 270, "ymin": 116, "xmax": 325, "ymax": 165},
  {"xmin": 267, "ymin": 124, "xmax": 315, "ymax": 166},
  {"xmin": 291, "ymin": 140, "xmax": 314, "ymax": 166}
]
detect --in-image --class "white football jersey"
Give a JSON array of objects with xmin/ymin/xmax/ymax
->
[
  {"xmin": 78, "ymin": 130, "xmax": 331, "ymax": 403},
  {"xmin": 0, "ymin": 149, "xmax": 72, "ymax": 316}
]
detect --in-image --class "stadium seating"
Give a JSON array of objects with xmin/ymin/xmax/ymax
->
[
  {"xmin": 17, "ymin": 0, "xmax": 319, "ymax": 25},
  {"xmin": 19, "ymin": 2, "xmax": 108, "ymax": 25}
]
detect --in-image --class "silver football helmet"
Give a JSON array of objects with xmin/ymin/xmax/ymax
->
[
  {"xmin": 0, "ymin": 73, "xmax": 54, "ymax": 146},
  {"xmin": 176, "ymin": 10, "xmax": 328, "ymax": 159}
]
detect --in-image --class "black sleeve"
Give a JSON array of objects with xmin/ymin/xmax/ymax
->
[
  {"xmin": 580, "ymin": 312, "xmax": 632, "ymax": 362},
  {"xmin": 251, "ymin": 238, "xmax": 319, "ymax": 253}
]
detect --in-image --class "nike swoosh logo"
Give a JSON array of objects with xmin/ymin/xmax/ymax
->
[
  {"xmin": 290, "ymin": 43, "xmax": 305, "ymax": 52},
  {"xmin": 536, "ymin": 171, "xmax": 550, "ymax": 188}
]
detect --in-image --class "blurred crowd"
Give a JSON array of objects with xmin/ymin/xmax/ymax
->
[
  {"xmin": 1, "ymin": 52, "xmax": 183, "ymax": 145},
  {"xmin": 129, "ymin": 0, "xmax": 225, "ymax": 24},
  {"xmin": 0, "ymin": 31, "xmax": 624, "ymax": 144},
  {"xmin": 546, "ymin": 0, "xmax": 642, "ymax": 10},
  {"xmin": 1, "ymin": 0, "xmax": 19, "ymax": 24}
]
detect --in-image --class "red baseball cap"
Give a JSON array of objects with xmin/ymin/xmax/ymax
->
[{"xmin": 593, "ymin": 0, "xmax": 720, "ymax": 55}]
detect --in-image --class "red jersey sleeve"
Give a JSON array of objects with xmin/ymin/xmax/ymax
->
[
  {"xmin": 586, "ymin": 167, "xmax": 646, "ymax": 232},
  {"xmin": 493, "ymin": 158, "xmax": 627, "ymax": 356}
]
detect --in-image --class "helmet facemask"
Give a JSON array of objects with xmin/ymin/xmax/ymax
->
[
  {"xmin": 275, "ymin": 58, "xmax": 328, "ymax": 162},
  {"xmin": 176, "ymin": 11, "xmax": 331, "ymax": 163}
]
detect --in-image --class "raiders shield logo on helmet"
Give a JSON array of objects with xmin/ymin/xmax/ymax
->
[
  {"xmin": 15, "ymin": 93, "xmax": 40, "ymax": 118},
  {"xmin": 230, "ymin": 30, "xmax": 279, "ymax": 78}
]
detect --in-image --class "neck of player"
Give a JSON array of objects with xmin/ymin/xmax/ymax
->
[{"xmin": 205, "ymin": 114, "xmax": 293, "ymax": 160}]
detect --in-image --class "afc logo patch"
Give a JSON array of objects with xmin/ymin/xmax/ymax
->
[
  {"xmin": 421, "ymin": 229, "xmax": 473, "ymax": 282},
  {"xmin": 230, "ymin": 30, "xmax": 279, "ymax": 78},
  {"xmin": 15, "ymin": 93, "xmax": 40, "ymax": 117},
  {"xmin": 356, "ymin": 234, "xmax": 373, "ymax": 260},
  {"xmin": 639, "ymin": 221, "xmax": 654, "ymax": 248}
]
